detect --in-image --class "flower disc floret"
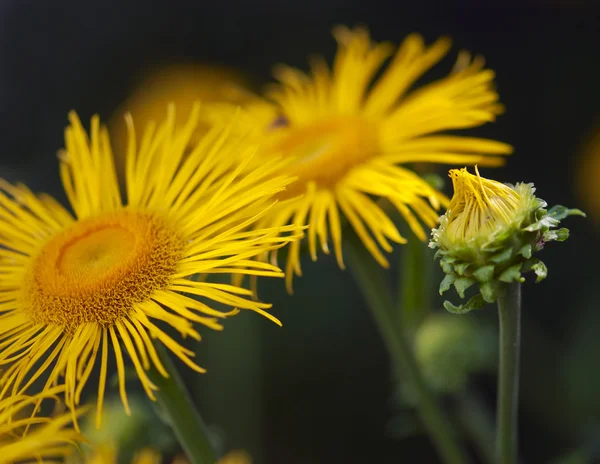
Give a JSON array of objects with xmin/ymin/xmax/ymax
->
[{"xmin": 22, "ymin": 211, "xmax": 184, "ymax": 331}]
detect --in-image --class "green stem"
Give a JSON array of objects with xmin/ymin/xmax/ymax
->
[
  {"xmin": 148, "ymin": 344, "xmax": 217, "ymax": 464},
  {"xmin": 345, "ymin": 234, "xmax": 469, "ymax": 464},
  {"xmin": 397, "ymin": 233, "xmax": 432, "ymax": 331},
  {"xmin": 456, "ymin": 390, "xmax": 496, "ymax": 464},
  {"xmin": 495, "ymin": 282, "xmax": 522, "ymax": 464}
]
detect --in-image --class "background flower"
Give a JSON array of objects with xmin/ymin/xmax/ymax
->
[
  {"xmin": 210, "ymin": 26, "xmax": 512, "ymax": 291},
  {"xmin": 0, "ymin": 386, "xmax": 83, "ymax": 464}
]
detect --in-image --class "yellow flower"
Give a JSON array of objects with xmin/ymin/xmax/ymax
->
[
  {"xmin": 82, "ymin": 443, "xmax": 160, "ymax": 464},
  {"xmin": 441, "ymin": 166, "xmax": 523, "ymax": 249},
  {"xmin": 82, "ymin": 446, "xmax": 250, "ymax": 464},
  {"xmin": 216, "ymin": 450, "xmax": 252, "ymax": 464},
  {"xmin": 109, "ymin": 63, "xmax": 252, "ymax": 179},
  {"xmin": 212, "ymin": 26, "xmax": 513, "ymax": 291},
  {"xmin": 172, "ymin": 450, "xmax": 252, "ymax": 464},
  {"xmin": 0, "ymin": 386, "xmax": 83, "ymax": 464},
  {"xmin": 576, "ymin": 122, "xmax": 600, "ymax": 223},
  {"xmin": 0, "ymin": 104, "xmax": 300, "ymax": 428}
]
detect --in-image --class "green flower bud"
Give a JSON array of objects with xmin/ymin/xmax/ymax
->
[
  {"xmin": 415, "ymin": 314, "xmax": 496, "ymax": 394},
  {"xmin": 429, "ymin": 167, "xmax": 584, "ymax": 313}
]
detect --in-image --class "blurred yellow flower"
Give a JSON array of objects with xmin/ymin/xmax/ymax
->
[
  {"xmin": 212, "ymin": 26, "xmax": 512, "ymax": 291},
  {"xmin": 0, "ymin": 386, "xmax": 83, "ymax": 464},
  {"xmin": 0, "ymin": 104, "xmax": 301, "ymax": 428},
  {"xmin": 172, "ymin": 450, "xmax": 252, "ymax": 464},
  {"xmin": 110, "ymin": 63, "xmax": 252, "ymax": 178},
  {"xmin": 576, "ymin": 123, "xmax": 600, "ymax": 222},
  {"xmin": 84, "ymin": 444, "xmax": 161, "ymax": 464}
]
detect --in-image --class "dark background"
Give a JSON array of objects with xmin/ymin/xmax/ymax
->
[{"xmin": 1, "ymin": 1, "xmax": 599, "ymax": 463}]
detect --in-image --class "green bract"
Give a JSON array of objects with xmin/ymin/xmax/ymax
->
[{"xmin": 430, "ymin": 182, "xmax": 584, "ymax": 313}]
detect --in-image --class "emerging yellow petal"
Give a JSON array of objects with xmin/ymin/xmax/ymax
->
[
  {"xmin": 208, "ymin": 25, "xmax": 512, "ymax": 291},
  {"xmin": 443, "ymin": 166, "xmax": 522, "ymax": 247},
  {"xmin": 0, "ymin": 104, "xmax": 302, "ymax": 429},
  {"xmin": 0, "ymin": 385, "xmax": 83, "ymax": 464}
]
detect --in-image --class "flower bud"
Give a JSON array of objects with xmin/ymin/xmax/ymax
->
[{"xmin": 430, "ymin": 167, "xmax": 584, "ymax": 312}]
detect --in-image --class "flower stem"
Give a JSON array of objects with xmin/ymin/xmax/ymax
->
[
  {"xmin": 495, "ymin": 282, "xmax": 521, "ymax": 464},
  {"xmin": 397, "ymin": 233, "xmax": 433, "ymax": 331},
  {"xmin": 455, "ymin": 390, "xmax": 496, "ymax": 464},
  {"xmin": 345, "ymin": 233, "xmax": 468, "ymax": 464},
  {"xmin": 149, "ymin": 344, "xmax": 217, "ymax": 464}
]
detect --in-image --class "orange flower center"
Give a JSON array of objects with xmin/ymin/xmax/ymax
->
[
  {"xmin": 21, "ymin": 211, "xmax": 185, "ymax": 331},
  {"xmin": 268, "ymin": 117, "xmax": 379, "ymax": 199}
]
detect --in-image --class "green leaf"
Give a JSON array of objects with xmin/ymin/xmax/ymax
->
[
  {"xmin": 498, "ymin": 264, "xmax": 524, "ymax": 283},
  {"xmin": 480, "ymin": 281, "xmax": 500, "ymax": 303},
  {"xmin": 454, "ymin": 277, "xmax": 476, "ymax": 298},
  {"xmin": 473, "ymin": 265, "xmax": 495, "ymax": 282},
  {"xmin": 443, "ymin": 294, "xmax": 487, "ymax": 314},
  {"xmin": 439, "ymin": 274, "xmax": 456, "ymax": 295},
  {"xmin": 517, "ymin": 244, "xmax": 532, "ymax": 259},
  {"xmin": 490, "ymin": 247, "xmax": 513, "ymax": 264}
]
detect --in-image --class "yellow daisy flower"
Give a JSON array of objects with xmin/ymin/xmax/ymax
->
[
  {"xmin": 0, "ymin": 104, "xmax": 301, "ymax": 428},
  {"xmin": 109, "ymin": 63, "xmax": 253, "ymax": 179},
  {"xmin": 172, "ymin": 450, "xmax": 251, "ymax": 464},
  {"xmin": 213, "ymin": 25, "xmax": 513, "ymax": 291},
  {"xmin": 0, "ymin": 385, "xmax": 83, "ymax": 464},
  {"xmin": 82, "ymin": 445, "xmax": 250, "ymax": 464}
]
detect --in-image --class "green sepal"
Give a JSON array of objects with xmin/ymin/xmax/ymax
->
[
  {"xmin": 518, "ymin": 244, "xmax": 532, "ymax": 259},
  {"xmin": 473, "ymin": 264, "xmax": 495, "ymax": 282},
  {"xmin": 480, "ymin": 281, "xmax": 501, "ymax": 303},
  {"xmin": 454, "ymin": 277, "xmax": 476, "ymax": 298},
  {"xmin": 548, "ymin": 205, "xmax": 586, "ymax": 220},
  {"xmin": 490, "ymin": 247, "xmax": 513, "ymax": 264},
  {"xmin": 443, "ymin": 294, "xmax": 486, "ymax": 314},
  {"xmin": 525, "ymin": 216, "xmax": 559, "ymax": 232},
  {"xmin": 439, "ymin": 274, "xmax": 456, "ymax": 295},
  {"xmin": 555, "ymin": 228, "xmax": 570, "ymax": 241},
  {"xmin": 454, "ymin": 262, "xmax": 471, "ymax": 276},
  {"xmin": 441, "ymin": 260, "xmax": 454, "ymax": 274},
  {"xmin": 532, "ymin": 260, "xmax": 548, "ymax": 282},
  {"xmin": 498, "ymin": 263, "xmax": 525, "ymax": 283},
  {"xmin": 522, "ymin": 258, "xmax": 548, "ymax": 282}
]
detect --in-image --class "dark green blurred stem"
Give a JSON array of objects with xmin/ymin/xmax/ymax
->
[
  {"xmin": 201, "ymin": 312, "xmax": 265, "ymax": 463},
  {"xmin": 397, "ymin": 233, "xmax": 433, "ymax": 332},
  {"xmin": 345, "ymin": 233, "xmax": 469, "ymax": 464},
  {"xmin": 456, "ymin": 390, "xmax": 496, "ymax": 464},
  {"xmin": 496, "ymin": 282, "xmax": 522, "ymax": 464},
  {"xmin": 149, "ymin": 344, "xmax": 217, "ymax": 464}
]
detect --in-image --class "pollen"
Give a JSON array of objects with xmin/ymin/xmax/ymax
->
[
  {"xmin": 267, "ymin": 117, "xmax": 378, "ymax": 199},
  {"xmin": 21, "ymin": 210, "xmax": 185, "ymax": 331}
]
